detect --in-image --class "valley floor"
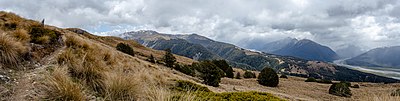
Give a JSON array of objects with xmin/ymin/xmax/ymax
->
[{"xmin": 204, "ymin": 75, "xmax": 400, "ymax": 101}]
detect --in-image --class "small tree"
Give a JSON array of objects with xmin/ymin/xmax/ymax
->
[
  {"xmin": 163, "ymin": 48, "xmax": 176, "ymax": 67},
  {"xmin": 212, "ymin": 60, "xmax": 234, "ymax": 78},
  {"xmin": 243, "ymin": 71, "xmax": 256, "ymax": 78},
  {"xmin": 235, "ymin": 72, "xmax": 241, "ymax": 79},
  {"xmin": 329, "ymin": 82, "xmax": 352, "ymax": 97},
  {"xmin": 257, "ymin": 67, "xmax": 279, "ymax": 87},
  {"xmin": 192, "ymin": 61, "xmax": 223, "ymax": 87},
  {"xmin": 148, "ymin": 54, "xmax": 155, "ymax": 63},
  {"xmin": 116, "ymin": 43, "xmax": 134, "ymax": 56}
]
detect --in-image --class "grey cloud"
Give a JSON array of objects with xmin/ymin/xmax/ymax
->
[{"xmin": 1, "ymin": 0, "xmax": 400, "ymax": 51}]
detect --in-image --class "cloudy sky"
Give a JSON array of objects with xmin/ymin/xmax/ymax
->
[{"xmin": 2, "ymin": 0, "xmax": 400, "ymax": 51}]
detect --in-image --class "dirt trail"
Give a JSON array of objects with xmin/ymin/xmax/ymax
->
[{"xmin": 9, "ymin": 46, "xmax": 66, "ymax": 100}]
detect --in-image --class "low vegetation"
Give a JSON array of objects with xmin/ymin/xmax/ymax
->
[
  {"xmin": 59, "ymin": 35, "xmax": 108, "ymax": 94},
  {"xmin": 212, "ymin": 60, "xmax": 234, "ymax": 78},
  {"xmin": 116, "ymin": 43, "xmax": 135, "ymax": 56},
  {"xmin": 329, "ymin": 82, "xmax": 352, "ymax": 97},
  {"xmin": 171, "ymin": 80, "xmax": 284, "ymax": 101},
  {"xmin": 305, "ymin": 77, "xmax": 317, "ymax": 82},
  {"xmin": 163, "ymin": 48, "xmax": 176, "ymax": 67},
  {"xmin": 42, "ymin": 66, "xmax": 86, "ymax": 101},
  {"xmin": 235, "ymin": 72, "xmax": 241, "ymax": 79},
  {"xmin": 258, "ymin": 67, "xmax": 279, "ymax": 87},
  {"xmin": 279, "ymin": 74, "xmax": 288, "ymax": 79},
  {"xmin": 28, "ymin": 25, "xmax": 61, "ymax": 44},
  {"xmin": 316, "ymin": 79, "xmax": 333, "ymax": 84},
  {"xmin": 192, "ymin": 61, "xmax": 223, "ymax": 87},
  {"xmin": 173, "ymin": 64, "xmax": 195, "ymax": 76},
  {"xmin": 147, "ymin": 54, "xmax": 156, "ymax": 63},
  {"xmin": 0, "ymin": 32, "xmax": 27, "ymax": 69},
  {"xmin": 391, "ymin": 89, "xmax": 400, "ymax": 96},
  {"xmin": 172, "ymin": 80, "xmax": 211, "ymax": 92},
  {"xmin": 197, "ymin": 91, "xmax": 285, "ymax": 101},
  {"xmin": 243, "ymin": 71, "xmax": 256, "ymax": 78}
]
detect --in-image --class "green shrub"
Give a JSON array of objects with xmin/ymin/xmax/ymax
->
[
  {"xmin": 192, "ymin": 61, "xmax": 224, "ymax": 87},
  {"xmin": 172, "ymin": 80, "xmax": 211, "ymax": 92},
  {"xmin": 173, "ymin": 64, "xmax": 195, "ymax": 76},
  {"xmin": 317, "ymin": 79, "xmax": 332, "ymax": 84},
  {"xmin": 279, "ymin": 74, "xmax": 288, "ymax": 79},
  {"xmin": 163, "ymin": 48, "xmax": 176, "ymax": 67},
  {"xmin": 391, "ymin": 89, "xmax": 400, "ymax": 96},
  {"xmin": 116, "ymin": 43, "xmax": 135, "ymax": 56},
  {"xmin": 4, "ymin": 21, "xmax": 17, "ymax": 30},
  {"xmin": 235, "ymin": 72, "xmax": 241, "ymax": 79},
  {"xmin": 28, "ymin": 25, "xmax": 61, "ymax": 44},
  {"xmin": 257, "ymin": 67, "xmax": 279, "ymax": 87},
  {"xmin": 212, "ymin": 60, "xmax": 234, "ymax": 78},
  {"xmin": 243, "ymin": 71, "xmax": 256, "ymax": 78},
  {"xmin": 329, "ymin": 82, "xmax": 352, "ymax": 97},
  {"xmin": 340, "ymin": 81, "xmax": 351, "ymax": 86},
  {"xmin": 305, "ymin": 77, "xmax": 317, "ymax": 82},
  {"xmin": 147, "ymin": 54, "xmax": 155, "ymax": 63}
]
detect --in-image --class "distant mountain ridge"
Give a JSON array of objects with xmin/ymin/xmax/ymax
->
[
  {"xmin": 118, "ymin": 30, "xmax": 400, "ymax": 83},
  {"xmin": 254, "ymin": 37, "xmax": 339, "ymax": 62},
  {"xmin": 271, "ymin": 39, "xmax": 339, "ymax": 62},
  {"xmin": 335, "ymin": 44, "xmax": 363, "ymax": 59},
  {"xmin": 346, "ymin": 46, "xmax": 400, "ymax": 68}
]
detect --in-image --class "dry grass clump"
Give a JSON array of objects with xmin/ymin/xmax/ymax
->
[
  {"xmin": 11, "ymin": 29, "xmax": 30, "ymax": 42},
  {"xmin": 0, "ymin": 32, "xmax": 27, "ymax": 69},
  {"xmin": 0, "ymin": 11, "xmax": 23, "ymax": 22},
  {"xmin": 58, "ymin": 35, "xmax": 109, "ymax": 94},
  {"xmin": 104, "ymin": 72, "xmax": 138, "ymax": 100},
  {"xmin": 358, "ymin": 91, "xmax": 400, "ymax": 101},
  {"xmin": 42, "ymin": 66, "xmax": 86, "ymax": 100},
  {"xmin": 65, "ymin": 35, "xmax": 90, "ymax": 49}
]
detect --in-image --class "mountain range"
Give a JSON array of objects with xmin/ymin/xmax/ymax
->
[
  {"xmin": 119, "ymin": 30, "xmax": 399, "ymax": 82},
  {"xmin": 254, "ymin": 37, "xmax": 339, "ymax": 62},
  {"xmin": 346, "ymin": 46, "xmax": 400, "ymax": 68}
]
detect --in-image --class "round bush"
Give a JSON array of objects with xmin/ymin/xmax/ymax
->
[
  {"xmin": 243, "ymin": 71, "xmax": 256, "ymax": 78},
  {"xmin": 257, "ymin": 67, "xmax": 279, "ymax": 87},
  {"xmin": 116, "ymin": 43, "xmax": 134, "ymax": 56},
  {"xmin": 329, "ymin": 83, "xmax": 352, "ymax": 97}
]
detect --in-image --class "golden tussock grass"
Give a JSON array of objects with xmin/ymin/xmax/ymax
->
[
  {"xmin": 358, "ymin": 91, "xmax": 400, "ymax": 101},
  {"xmin": 0, "ymin": 32, "xmax": 27, "ymax": 69},
  {"xmin": 35, "ymin": 35, "xmax": 50, "ymax": 44},
  {"xmin": 42, "ymin": 66, "xmax": 86, "ymax": 101},
  {"xmin": 104, "ymin": 71, "xmax": 138, "ymax": 100},
  {"xmin": 65, "ymin": 34, "xmax": 90, "ymax": 49},
  {"xmin": 58, "ymin": 35, "xmax": 110, "ymax": 94},
  {"xmin": 11, "ymin": 29, "xmax": 30, "ymax": 42},
  {"xmin": 0, "ymin": 11, "xmax": 23, "ymax": 22},
  {"xmin": 355, "ymin": 87, "xmax": 400, "ymax": 101}
]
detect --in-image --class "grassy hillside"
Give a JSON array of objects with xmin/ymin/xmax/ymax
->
[{"xmin": 0, "ymin": 11, "xmax": 284, "ymax": 100}]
